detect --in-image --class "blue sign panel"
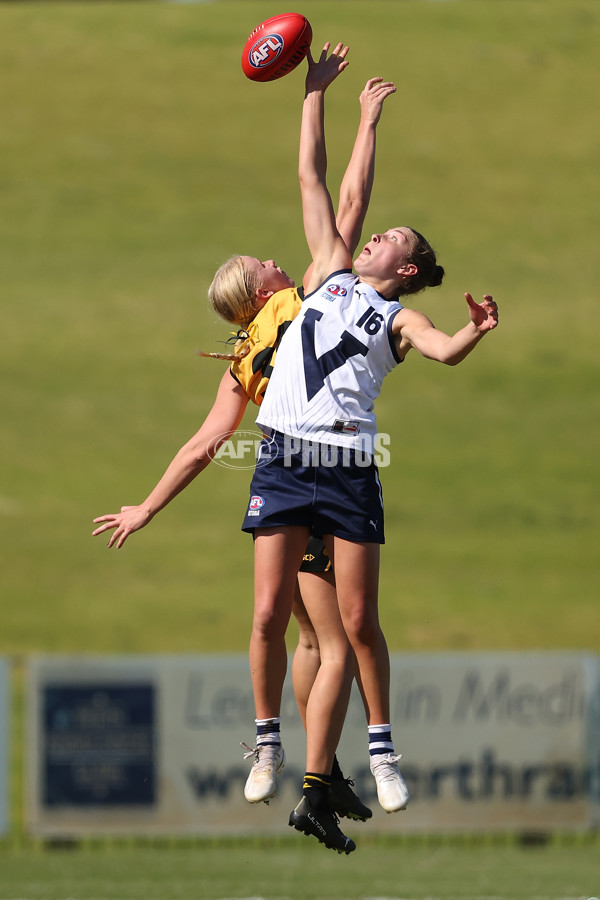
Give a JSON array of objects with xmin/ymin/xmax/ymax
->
[{"xmin": 42, "ymin": 684, "xmax": 155, "ymax": 806}]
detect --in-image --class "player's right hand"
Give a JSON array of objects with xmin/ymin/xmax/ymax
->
[{"xmin": 92, "ymin": 505, "xmax": 152, "ymax": 549}]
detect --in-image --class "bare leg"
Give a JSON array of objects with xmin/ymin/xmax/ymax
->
[
  {"xmin": 330, "ymin": 537, "xmax": 408, "ymax": 814},
  {"xmin": 294, "ymin": 572, "xmax": 370, "ymax": 729},
  {"xmin": 291, "ymin": 580, "xmax": 323, "ymax": 729},
  {"xmin": 327, "ymin": 537, "xmax": 389, "ymax": 725},
  {"xmin": 295, "ymin": 569, "xmax": 355, "ymax": 774},
  {"xmin": 250, "ymin": 526, "xmax": 310, "ymax": 719}
]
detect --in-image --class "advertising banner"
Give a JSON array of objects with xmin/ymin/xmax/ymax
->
[{"xmin": 27, "ymin": 652, "xmax": 600, "ymax": 836}]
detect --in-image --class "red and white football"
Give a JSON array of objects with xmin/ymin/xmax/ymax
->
[{"xmin": 241, "ymin": 13, "xmax": 312, "ymax": 83}]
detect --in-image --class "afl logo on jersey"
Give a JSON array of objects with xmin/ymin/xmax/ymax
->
[
  {"xmin": 248, "ymin": 33, "xmax": 284, "ymax": 70},
  {"xmin": 248, "ymin": 495, "xmax": 265, "ymax": 516},
  {"xmin": 326, "ymin": 283, "xmax": 348, "ymax": 297}
]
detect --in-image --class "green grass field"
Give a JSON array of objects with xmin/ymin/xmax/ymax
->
[
  {"xmin": 2, "ymin": 0, "xmax": 599, "ymax": 656},
  {"xmin": 1, "ymin": 836, "xmax": 599, "ymax": 900},
  {"xmin": 1, "ymin": 1, "xmax": 599, "ymax": 897}
]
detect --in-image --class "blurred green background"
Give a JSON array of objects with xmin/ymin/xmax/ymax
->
[
  {"xmin": 1, "ymin": 2, "xmax": 599, "ymax": 898},
  {"xmin": 1, "ymin": 0, "xmax": 598, "ymax": 659}
]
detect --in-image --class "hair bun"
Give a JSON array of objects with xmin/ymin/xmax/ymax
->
[{"xmin": 429, "ymin": 265, "xmax": 445, "ymax": 288}]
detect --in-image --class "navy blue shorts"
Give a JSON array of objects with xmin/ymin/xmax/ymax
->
[{"xmin": 241, "ymin": 431, "xmax": 385, "ymax": 544}]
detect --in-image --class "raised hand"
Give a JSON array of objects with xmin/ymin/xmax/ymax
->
[
  {"xmin": 359, "ymin": 77, "xmax": 396, "ymax": 125},
  {"xmin": 465, "ymin": 292, "xmax": 499, "ymax": 333},
  {"xmin": 305, "ymin": 41, "xmax": 350, "ymax": 94}
]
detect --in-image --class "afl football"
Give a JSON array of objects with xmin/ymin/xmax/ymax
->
[{"xmin": 241, "ymin": 13, "xmax": 313, "ymax": 83}]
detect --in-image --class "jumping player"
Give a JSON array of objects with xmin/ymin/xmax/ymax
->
[
  {"xmin": 92, "ymin": 74, "xmax": 398, "ymax": 832},
  {"xmin": 239, "ymin": 43, "xmax": 499, "ymax": 852}
]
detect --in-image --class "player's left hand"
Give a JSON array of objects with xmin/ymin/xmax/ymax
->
[
  {"xmin": 359, "ymin": 77, "xmax": 396, "ymax": 125},
  {"xmin": 465, "ymin": 292, "xmax": 499, "ymax": 333}
]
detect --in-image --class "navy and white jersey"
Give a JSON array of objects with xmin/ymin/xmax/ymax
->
[{"xmin": 256, "ymin": 270, "xmax": 403, "ymax": 452}]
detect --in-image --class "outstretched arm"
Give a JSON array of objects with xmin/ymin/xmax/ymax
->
[
  {"xmin": 92, "ymin": 370, "xmax": 249, "ymax": 548},
  {"xmin": 393, "ymin": 293, "xmax": 499, "ymax": 365},
  {"xmin": 301, "ymin": 75, "xmax": 396, "ymax": 290},
  {"xmin": 335, "ymin": 77, "xmax": 396, "ymax": 257},
  {"xmin": 299, "ymin": 42, "xmax": 352, "ymax": 293}
]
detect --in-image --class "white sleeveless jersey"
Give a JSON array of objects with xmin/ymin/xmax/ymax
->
[{"xmin": 256, "ymin": 270, "xmax": 404, "ymax": 452}]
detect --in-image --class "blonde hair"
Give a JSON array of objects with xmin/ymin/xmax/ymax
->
[
  {"xmin": 207, "ymin": 255, "xmax": 259, "ymax": 329},
  {"xmin": 197, "ymin": 325, "xmax": 256, "ymax": 363},
  {"xmin": 201, "ymin": 256, "xmax": 260, "ymax": 362}
]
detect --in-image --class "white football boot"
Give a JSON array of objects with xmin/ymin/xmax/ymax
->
[
  {"xmin": 241, "ymin": 741, "xmax": 286, "ymax": 803},
  {"xmin": 369, "ymin": 752, "xmax": 410, "ymax": 813}
]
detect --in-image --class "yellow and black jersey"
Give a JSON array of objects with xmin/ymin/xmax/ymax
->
[
  {"xmin": 228, "ymin": 286, "xmax": 332, "ymax": 575},
  {"xmin": 230, "ymin": 287, "xmax": 302, "ymax": 406}
]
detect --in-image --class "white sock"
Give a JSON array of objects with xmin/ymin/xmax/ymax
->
[
  {"xmin": 368, "ymin": 723, "xmax": 394, "ymax": 758},
  {"xmin": 256, "ymin": 716, "xmax": 281, "ymax": 747}
]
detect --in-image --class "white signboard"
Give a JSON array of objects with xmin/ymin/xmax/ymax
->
[
  {"xmin": 0, "ymin": 659, "xmax": 8, "ymax": 835},
  {"xmin": 27, "ymin": 652, "xmax": 600, "ymax": 836}
]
